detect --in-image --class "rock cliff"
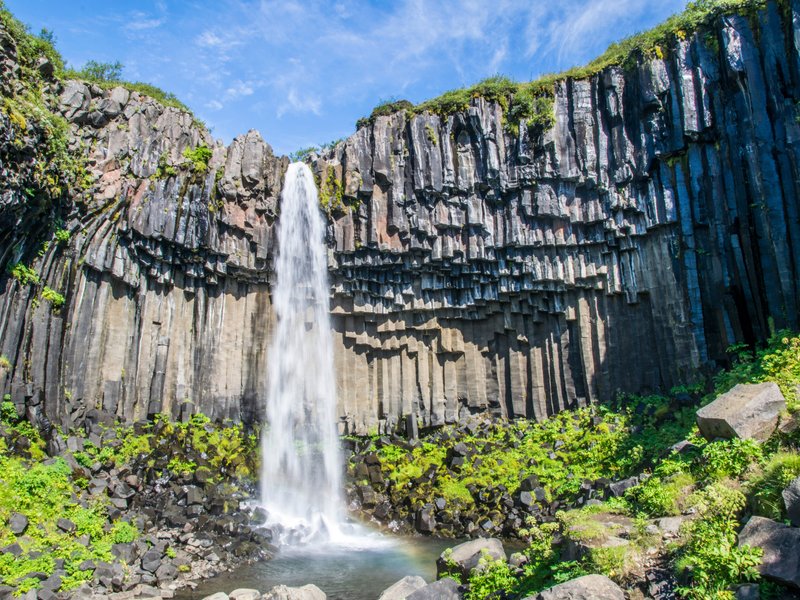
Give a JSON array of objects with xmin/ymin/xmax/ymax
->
[{"xmin": 1, "ymin": 1, "xmax": 799, "ymax": 434}]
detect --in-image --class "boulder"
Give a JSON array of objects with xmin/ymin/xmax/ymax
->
[
  {"xmin": 8, "ymin": 512, "xmax": 28, "ymax": 535},
  {"xmin": 436, "ymin": 538, "xmax": 506, "ymax": 579},
  {"xmin": 527, "ymin": 575, "xmax": 625, "ymax": 600},
  {"xmin": 738, "ymin": 516, "xmax": 800, "ymax": 589},
  {"xmin": 406, "ymin": 578, "xmax": 463, "ymax": 600},
  {"xmin": 262, "ymin": 585, "xmax": 326, "ymax": 600},
  {"xmin": 378, "ymin": 575, "xmax": 427, "ymax": 600},
  {"xmin": 201, "ymin": 594, "xmax": 229, "ymax": 600},
  {"xmin": 696, "ymin": 383, "xmax": 786, "ymax": 441},
  {"xmin": 782, "ymin": 476, "xmax": 800, "ymax": 527},
  {"xmin": 229, "ymin": 590, "xmax": 260, "ymax": 600}
]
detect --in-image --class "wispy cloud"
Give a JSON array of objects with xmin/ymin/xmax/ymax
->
[{"xmin": 277, "ymin": 88, "xmax": 322, "ymax": 117}]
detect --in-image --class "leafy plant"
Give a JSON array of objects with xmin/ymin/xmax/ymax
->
[
  {"xmin": 465, "ymin": 552, "xmax": 517, "ymax": 600},
  {"xmin": 9, "ymin": 263, "xmax": 39, "ymax": 285},
  {"xmin": 40, "ymin": 286, "xmax": 65, "ymax": 309},
  {"xmin": 747, "ymin": 452, "xmax": 800, "ymax": 520},
  {"xmin": 182, "ymin": 144, "xmax": 213, "ymax": 173},
  {"xmin": 675, "ymin": 483, "xmax": 762, "ymax": 600}
]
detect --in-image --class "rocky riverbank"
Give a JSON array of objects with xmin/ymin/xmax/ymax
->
[{"xmin": 0, "ymin": 407, "xmax": 279, "ymax": 600}]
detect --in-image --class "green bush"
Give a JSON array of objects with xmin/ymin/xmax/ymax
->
[
  {"xmin": 748, "ymin": 451, "xmax": 800, "ymax": 520},
  {"xmin": 712, "ymin": 330, "xmax": 800, "ymax": 410},
  {"xmin": 74, "ymin": 60, "xmax": 122, "ymax": 82},
  {"xmin": 9, "ymin": 263, "xmax": 39, "ymax": 285},
  {"xmin": 465, "ymin": 552, "xmax": 517, "ymax": 600},
  {"xmin": 675, "ymin": 483, "xmax": 762, "ymax": 600},
  {"xmin": 182, "ymin": 144, "xmax": 213, "ymax": 173},
  {"xmin": 699, "ymin": 438, "xmax": 763, "ymax": 481},
  {"xmin": 40, "ymin": 286, "xmax": 65, "ymax": 309}
]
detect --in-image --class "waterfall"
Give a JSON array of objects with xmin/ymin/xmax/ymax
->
[{"xmin": 261, "ymin": 162, "xmax": 342, "ymax": 542}]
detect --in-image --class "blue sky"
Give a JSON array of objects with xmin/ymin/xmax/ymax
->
[{"xmin": 8, "ymin": 0, "xmax": 688, "ymax": 156}]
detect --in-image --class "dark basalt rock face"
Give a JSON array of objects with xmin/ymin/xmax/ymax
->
[{"xmin": 1, "ymin": 1, "xmax": 800, "ymax": 434}]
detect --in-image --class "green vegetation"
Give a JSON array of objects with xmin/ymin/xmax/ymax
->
[
  {"xmin": 74, "ymin": 59, "xmax": 122, "ymax": 82},
  {"xmin": 747, "ymin": 452, "xmax": 800, "ymax": 520},
  {"xmin": 288, "ymin": 139, "xmax": 347, "ymax": 162},
  {"xmin": 0, "ymin": 401, "xmax": 140, "ymax": 592},
  {"xmin": 40, "ymin": 286, "xmax": 65, "ymax": 309},
  {"xmin": 0, "ymin": 2, "xmax": 89, "ymax": 204},
  {"xmin": 8, "ymin": 263, "xmax": 39, "ymax": 286},
  {"xmin": 182, "ymin": 144, "xmax": 213, "ymax": 174},
  {"xmin": 54, "ymin": 227, "xmax": 70, "ymax": 244},
  {"xmin": 153, "ymin": 151, "xmax": 177, "ymax": 179},
  {"xmin": 356, "ymin": 0, "xmax": 766, "ymax": 135},
  {"xmin": 67, "ymin": 60, "xmax": 191, "ymax": 114},
  {"xmin": 367, "ymin": 330, "xmax": 800, "ymax": 599},
  {"xmin": 0, "ymin": 402, "xmax": 258, "ymax": 593},
  {"xmin": 675, "ymin": 484, "xmax": 762, "ymax": 600},
  {"xmin": 318, "ymin": 165, "xmax": 347, "ymax": 215}
]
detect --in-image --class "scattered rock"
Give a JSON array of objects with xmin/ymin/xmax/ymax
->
[
  {"xmin": 378, "ymin": 575, "xmax": 427, "ymax": 600},
  {"xmin": 696, "ymin": 383, "xmax": 786, "ymax": 442},
  {"xmin": 56, "ymin": 518, "xmax": 76, "ymax": 533},
  {"xmin": 436, "ymin": 538, "xmax": 506, "ymax": 579},
  {"xmin": 528, "ymin": 574, "xmax": 625, "ymax": 600},
  {"xmin": 738, "ymin": 516, "xmax": 800, "ymax": 589},
  {"xmin": 262, "ymin": 584, "xmax": 326, "ymax": 600},
  {"xmin": 406, "ymin": 578, "xmax": 463, "ymax": 600},
  {"xmin": 782, "ymin": 476, "xmax": 800, "ymax": 527},
  {"xmin": 8, "ymin": 512, "xmax": 27, "ymax": 535},
  {"xmin": 229, "ymin": 589, "xmax": 260, "ymax": 600}
]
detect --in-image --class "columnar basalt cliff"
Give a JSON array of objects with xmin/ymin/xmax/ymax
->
[{"xmin": 1, "ymin": 1, "xmax": 799, "ymax": 434}]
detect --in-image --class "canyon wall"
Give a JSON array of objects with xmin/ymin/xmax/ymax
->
[{"xmin": 1, "ymin": 1, "xmax": 799, "ymax": 434}]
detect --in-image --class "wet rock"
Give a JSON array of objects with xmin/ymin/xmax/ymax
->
[
  {"xmin": 696, "ymin": 383, "xmax": 786, "ymax": 442},
  {"xmin": 528, "ymin": 574, "xmax": 625, "ymax": 599},
  {"xmin": 437, "ymin": 538, "xmax": 506, "ymax": 579},
  {"xmin": 201, "ymin": 594, "xmax": 229, "ymax": 600},
  {"xmin": 262, "ymin": 584, "xmax": 327, "ymax": 600},
  {"xmin": 406, "ymin": 578, "xmax": 463, "ymax": 600},
  {"xmin": 415, "ymin": 505, "xmax": 436, "ymax": 534},
  {"xmin": 378, "ymin": 575, "xmax": 427, "ymax": 600},
  {"xmin": 229, "ymin": 590, "xmax": 260, "ymax": 600}
]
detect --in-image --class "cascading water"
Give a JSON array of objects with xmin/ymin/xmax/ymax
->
[{"xmin": 261, "ymin": 162, "xmax": 343, "ymax": 542}]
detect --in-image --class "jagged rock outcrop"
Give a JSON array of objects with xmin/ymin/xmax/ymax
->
[{"xmin": 1, "ymin": 1, "xmax": 800, "ymax": 434}]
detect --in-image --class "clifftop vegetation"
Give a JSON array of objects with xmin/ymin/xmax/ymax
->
[{"xmin": 355, "ymin": 0, "xmax": 769, "ymax": 134}]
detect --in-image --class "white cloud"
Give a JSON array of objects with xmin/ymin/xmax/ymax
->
[
  {"xmin": 277, "ymin": 88, "xmax": 322, "ymax": 117},
  {"xmin": 206, "ymin": 100, "xmax": 224, "ymax": 111},
  {"xmin": 196, "ymin": 31, "xmax": 226, "ymax": 48},
  {"xmin": 224, "ymin": 80, "xmax": 255, "ymax": 101}
]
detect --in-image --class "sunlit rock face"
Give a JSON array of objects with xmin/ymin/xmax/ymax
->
[{"xmin": 1, "ymin": 1, "xmax": 799, "ymax": 435}]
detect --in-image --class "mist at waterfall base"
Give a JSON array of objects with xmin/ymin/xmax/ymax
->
[{"xmin": 259, "ymin": 162, "xmax": 383, "ymax": 549}]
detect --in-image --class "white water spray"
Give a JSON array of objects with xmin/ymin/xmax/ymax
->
[{"xmin": 261, "ymin": 162, "xmax": 343, "ymax": 542}]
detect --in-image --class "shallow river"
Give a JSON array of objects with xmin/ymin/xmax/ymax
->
[{"xmin": 175, "ymin": 535, "xmax": 457, "ymax": 600}]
